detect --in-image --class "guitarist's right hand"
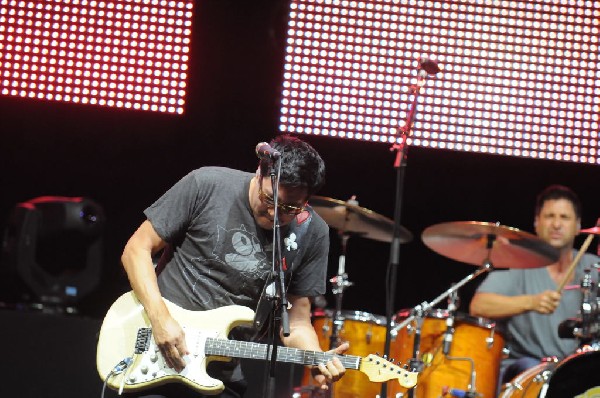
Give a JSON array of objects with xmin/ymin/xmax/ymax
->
[{"xmin": 152, "ymin": 315, "xmax": 190, "ymax": 372}]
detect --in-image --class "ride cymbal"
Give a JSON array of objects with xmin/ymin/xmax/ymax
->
[
  {"xmin": 421, "ymin": 221, "xmax": 559, "ymax": 268},
  {"xmin": 308, "ymin": 196, "xmax": 412, "ymax": 243}
]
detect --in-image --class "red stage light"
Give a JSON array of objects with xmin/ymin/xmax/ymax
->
[{"xmin": 0, "ymin": 0, "xmax": 193, "ymax": 114}]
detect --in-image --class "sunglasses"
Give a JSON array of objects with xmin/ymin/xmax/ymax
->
[{"xmin": 258, "ymin": 184, "xmax": 306, "ymax": 216}]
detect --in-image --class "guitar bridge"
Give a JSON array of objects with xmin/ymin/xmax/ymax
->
[{"xmin": 135, "ymin": 327, "xmax": 152, "ymax": 354}]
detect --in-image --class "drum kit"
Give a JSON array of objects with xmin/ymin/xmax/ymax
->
[{"xmin": 293, "ymin": 196, "xmax": 600, "ymax": 398}]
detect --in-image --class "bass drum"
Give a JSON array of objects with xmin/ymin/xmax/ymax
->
[
  {"xmin": 501, "ymin": 347, "xmax": 600, "ymax": 398},
  {"xmin": 300, "ymin": 309, "xmax": 388, "ymax": 398}
]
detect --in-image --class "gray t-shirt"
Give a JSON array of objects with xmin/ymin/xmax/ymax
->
[
  {"xmin": 475, "ymin": 251, "xmax": 599, "ymax": 360},
  {"xmin": 145, "ymin": 167, "xmax": 329, "ymax": 313}
]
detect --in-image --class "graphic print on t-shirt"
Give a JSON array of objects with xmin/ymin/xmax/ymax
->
[{"xmin": 182, "ymin": 224, "xmax": 271, "ymax": 307}]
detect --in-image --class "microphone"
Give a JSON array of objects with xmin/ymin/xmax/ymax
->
[
  {"xmin": 419, "ymin": 55, "xmax": 440, "ymax": 75},
  {"xmin": 443, "ymin": 289, "xmax": 459, "ymax": 355},
  {"xmin": 442, "ymin": 322, "xmax": 455, "ymax": 355},
  {"xmin": 255, "ymin": 142, "xmax": 281, "ymax": 160}
]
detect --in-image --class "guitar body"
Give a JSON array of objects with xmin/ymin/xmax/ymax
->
[
  {"xmin": 97, "ymin": 291, "xmax": 418, "ymax": 395},
  {"xmin": 96, "ymin": 291, "xmax": 255, "ymax": 395}
]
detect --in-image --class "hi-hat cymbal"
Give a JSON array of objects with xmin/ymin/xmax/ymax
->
[
  {"xmin": 308, "ymin": 196, "xmax": 412, "ymax": 243},
  {"xmin": 422, "ymin": 221, "xmax": 559, "ymax": 268}
]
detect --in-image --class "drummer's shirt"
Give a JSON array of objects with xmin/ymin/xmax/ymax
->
[{"xmin": 475, "ymin": 251, "xmax": 599, "ymax": 360}]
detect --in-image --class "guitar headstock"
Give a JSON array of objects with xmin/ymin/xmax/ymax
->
[{"xmin": 359, "ymin": 354, "xmax": 418, "ymax": 388}]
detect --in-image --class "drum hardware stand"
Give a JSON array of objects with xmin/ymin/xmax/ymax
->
[
  {"xmin": 301, "ymin": 228, "xmax": 354, "ymax": 398},
  {"xmin": 559, "ymin": 264, "xmax": 600, "ymax": 344},
  {"xmin": 328, "ymin": 232, "xmax": 354, "ymax": 351},
  {"xmin": 327, "ymin": 196, "xmax": 361, "ymax": 351},
  {"xmin": 393, "ymin": 239, "xmax": 498, "ymax": 398},
  {"xmin": 439, "ymin": 289, "xmax": 480, "ymax": 397}
]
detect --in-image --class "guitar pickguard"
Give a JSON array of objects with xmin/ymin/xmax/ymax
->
[{"xmin": 125, "ymin": 327, "xmax": 222, "ymax": 390}]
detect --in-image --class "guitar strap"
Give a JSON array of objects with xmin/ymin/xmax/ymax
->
[{"xmin": 253, "ymin": 208, "xmax": 314, "ymax": 339}]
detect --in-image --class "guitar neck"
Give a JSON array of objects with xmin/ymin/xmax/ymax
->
[{"xmin": 205, "ymin": 338, "xmax": 361, "ymax": 370}]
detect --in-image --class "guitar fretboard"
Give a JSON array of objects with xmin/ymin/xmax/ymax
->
[{"xmin": 205, "ymin": 338, "xmax": 361, "ymax": 370}]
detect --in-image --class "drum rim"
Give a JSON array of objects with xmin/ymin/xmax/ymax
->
[
  {"xmin": 455, "ymin": 312, "xmax": 499, "ymax": 329},
  {"xmin": 393, "ymin": 309, "xmax": 499, "ymax": 329},
  {"xmin": 313, "ymin": 309, "xmax": 388, "ymax": 324},
  {"xmin": 394, "ymin": 308, "xmax": 449, "ymax": 319},
  {"xmin": 500, "ymin": 361, "xmax": 556, "ymax": 398}
]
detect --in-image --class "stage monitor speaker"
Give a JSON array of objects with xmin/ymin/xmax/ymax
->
[{"xmin": 0, "ymin": 309, "xmax": 103, "ymax": 398}]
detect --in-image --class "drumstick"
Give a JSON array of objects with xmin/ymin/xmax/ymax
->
[{"xmin": 556, "ymin": 233, "xmax": 595, "ymax": 293}]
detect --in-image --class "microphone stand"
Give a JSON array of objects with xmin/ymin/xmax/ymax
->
[
  {"xmin": 381, "ymin": 65, "xmax": 438, "ymax": 398},
  {"xmin": 263, "ymin": 156, "xmax": 290, "ymax": 398}
]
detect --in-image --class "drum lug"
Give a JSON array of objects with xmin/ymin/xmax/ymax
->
[
  {"xmin": 511, "ymin": 381, "xmax": 524, "ymax": 391},
  {"xmin": 486, "ymin": 328, "xmax": 499, "ymax": 349},
  {"xmin": 532, "ymin": 370, "xmax": 552, "ymax": 383},
  {"xmin": 390, "ymin": 328, "xmax": 398, "ymax": 342},
  {"xmin": 321, "ymin": 318, "xmax": 331, "ymax": 336}
]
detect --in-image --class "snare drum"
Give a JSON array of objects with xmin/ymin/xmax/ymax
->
[
  {"xmin": 389, "ymin": 310, "xmax": 504, "ymax": 398},
  {"xmin": 500, "ymin": 347, "xmax": 600, "ymax": 398},
  {"xmin": 300, "ymin": 309, "xmax": 388, "ymax": 398}
]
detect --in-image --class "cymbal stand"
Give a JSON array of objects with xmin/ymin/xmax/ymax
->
[
  {"xmin": 394, "ymin": 237, "xmax": 497, "ymax": 398},
  {"xmin": 329, "ymin": 233, "xmax": 353, "ymax": 350}
]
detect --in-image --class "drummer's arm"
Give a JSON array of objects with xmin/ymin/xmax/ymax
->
[{"xmin": 470, "ymin": 290, "xmax": 562, "ymax": 318}]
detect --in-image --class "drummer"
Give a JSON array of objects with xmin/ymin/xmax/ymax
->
[{"xmin": 469, "ymin": 185, "xmax": 599, "ymax": 389}]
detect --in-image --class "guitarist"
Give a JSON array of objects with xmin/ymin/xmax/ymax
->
[{"xmin": 120, "ymin": 135, "xmax": 348, "ymax": 397}]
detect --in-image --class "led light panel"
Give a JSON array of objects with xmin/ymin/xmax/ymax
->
[
  {"xmin": 280, "ymin": 0, "xmax": 600, "ymax": 164},
  {"xmin": 0, "ymin": 0, "xmax": 193, "ymax": 114}
]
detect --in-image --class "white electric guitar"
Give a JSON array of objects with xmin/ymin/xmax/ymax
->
[{"xmin": 96, "ymin": 291, "xmax": 418, "ymax": 395}]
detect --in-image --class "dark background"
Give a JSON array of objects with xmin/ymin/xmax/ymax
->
[{"xmin": 1, "ymin": 1, "xmax": 599, "ymax": 397}]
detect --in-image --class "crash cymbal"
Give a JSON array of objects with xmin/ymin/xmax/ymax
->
[
  {"xmin": 308, "ymin": 196, "xmax": 412, "ymax": 243},
  {"xmin": 422, "ymin": 221, "xmax": 559, "ymax": 268}
]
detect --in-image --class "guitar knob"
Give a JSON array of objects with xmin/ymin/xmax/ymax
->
[
  {"xmin": 141, "ymin": 365, "xmax": 149, "ymax": 374},
  {"xmin": 129, "ymin": 374, "xmax": 137, "ymax": 383},
  {"xmin": 150, "ymin": 353, "xmax": 158, "ymax": 362}
]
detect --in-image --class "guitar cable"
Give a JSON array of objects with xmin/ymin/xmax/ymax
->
[{"xmin": 100, "ymin": 357, "xmax": 133, "ymax": 398}]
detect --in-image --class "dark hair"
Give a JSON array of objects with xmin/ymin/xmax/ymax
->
[
  {"xmin": 535, "ymin": 184, "xmax": 581, "ymax": 219},
  {"xmin": 259, "ymin": 135, "xmax": 326, "ymax": 196}
]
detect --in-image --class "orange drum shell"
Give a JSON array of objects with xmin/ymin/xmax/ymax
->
[
  {"xmin": 499, "ymin": 361, "xmax": 555, "ymax": 398},
  {"xmin": 389, "ymin": 311, "xmax": 505, "ymax": 398},
  {"xmin": 301, "ymin": 310, "xmax": 388, "ymax": 398}
]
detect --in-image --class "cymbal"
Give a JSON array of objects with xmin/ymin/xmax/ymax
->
[
  {"xmin": 580, "ymin": 226, "xmax": 600, "ymax": 235},
  {"xmin": 421, "ymin": 221, "xmax": 559, "ymax": 268},
  {"xmin": 308, "ymin": 196, "xmax": 412, "ymax": 243}
]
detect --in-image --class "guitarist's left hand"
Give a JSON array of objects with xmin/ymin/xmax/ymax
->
[{"xmin": 311, "ymin": 341, "xmax": 350, "ymax": 390}]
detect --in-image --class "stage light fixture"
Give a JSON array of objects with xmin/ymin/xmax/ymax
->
[
  {"xmin": 280, "ymin": 0, "xmax": 600, "ymax": 165},
  {"xmin": 0, "ymin": 196, "xmax": 106, "ymax": 311}
]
